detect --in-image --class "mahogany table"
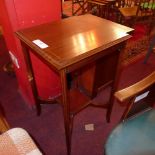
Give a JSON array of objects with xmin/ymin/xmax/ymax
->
[{"xmin": 16, "ymin": 14, "xmax": 133, "ymax": 155}]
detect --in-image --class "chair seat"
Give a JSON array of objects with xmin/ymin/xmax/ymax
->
[
  {"xmin": 119, "ymin": 5, "xmax": 153, "ymax": 18},
  {"xmin": 105, "ymin": 109, "xmax": 155, "ymax": 155},
  {"xmin": 119, "ymin": 6, "xmax": 138, "ymax": 18}
]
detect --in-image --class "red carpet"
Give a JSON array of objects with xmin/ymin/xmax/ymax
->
[
  {"xmin": 123, "ymin": 24, "xmax": 150, "ymax": 66},
  {"xmin": 1, "ymin": 33, "xmax": 155, "ymax": 155}
]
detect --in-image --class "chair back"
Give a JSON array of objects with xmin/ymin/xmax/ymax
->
[
  {"xmin": 72, "ymin": 0, "xmax": 87, "ymax": 15},
  {"xmin": 0, "ymin": 103, "xmax": 9, "ymax": 133},
  {"xmin": 105, "ymin": 72, "xmax": 155, "ymax": 155},
  {"xmin": 115, "ymin": 71, "xmax": 155, "ymax": 120},
  {"xmin": 116, "ymin": 0, "xmax": 137, "ymax": 8}
]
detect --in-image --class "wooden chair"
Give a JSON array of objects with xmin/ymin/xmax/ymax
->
[
  {"xmin": 118, "ymin": 0, "xmax": 155, "ymax": 63},
  {"xmin": 72, "ymin": 0, "xmax": 87, "ymax": 15},
  {"xmin": 87, "ymin": 0, "xmax": 116, "ymax": 19},
  {"xmin": 105, "ymin": 71, "xmax": 155, "ymax": 155},
  {"xmin": 119, "ymin": 0, "xmax": 155, "ymax": 29},
  {"xmin": 116, "ymin": 0, "xmax": 136, "ymax": 8},
  {"xmin": 114, "ymin": 0, "xmax": 136, "ymax": 23},
  {"xmin": 87, "ymin": 0, "xmax": 106, "ymax": 17}
]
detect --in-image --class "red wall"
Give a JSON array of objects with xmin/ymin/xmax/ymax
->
[{"xmin": 0, "ymin": 0, "xmax": 62, "ymax": 106}]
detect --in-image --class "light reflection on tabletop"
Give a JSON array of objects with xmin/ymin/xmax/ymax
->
[{"xmin": 72, "ymin": 31, "xmax": 98, "ymax": 53}]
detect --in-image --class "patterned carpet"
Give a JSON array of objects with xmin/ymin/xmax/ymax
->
[
  {"xmin": 122, "ymin": 24, "xmax": 149, "ymax": 66},
  {"xmin": 123, "ymin": 25, "xmax": 155, "ymax": 66}
]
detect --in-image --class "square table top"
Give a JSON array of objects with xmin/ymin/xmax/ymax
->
[{"xmin": 16, "ymin": 14, "xmax": 133, "ymax": 71}]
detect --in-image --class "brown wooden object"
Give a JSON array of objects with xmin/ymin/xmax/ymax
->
[
  {"xmin": 87, "ymin": 0, "xmax": 106, "ymax": 17},
  {"xmin": 72, "ymin": 0, "xmax": 87, "ymax": 15},
  {"xmin": 87, "ymin": 0, "xmax": 116, "ymax": 18},
  {"xmin": 15, "ymin": 14, "xmax": 133, "ymax": 155},
  {"xmin": 116, "ymin": 0, "xmax": 136, "ymax": 8},
  {"xmin": 115, "ymin": 71, "xmax": 155, "ymax": 120}
]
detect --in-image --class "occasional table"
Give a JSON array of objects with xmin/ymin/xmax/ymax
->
[{"xmin": 16, "ymin": 14, "xmax": 133, "ymax": 155}]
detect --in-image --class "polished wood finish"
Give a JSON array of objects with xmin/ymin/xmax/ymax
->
[
  {"xmin": 115, "ymin": 71, "xmax": 155, "ymax": 102},
  {"xmin": 16, "ymin": 14, "xmax": 133, "ymax": 155},
  {"xmin": 115, "ymin": 71, "xmax": 155, "ymax": 120},
  {"xmin": 16, "ymin": 15, "xmax": 133, "ymax": 71}
]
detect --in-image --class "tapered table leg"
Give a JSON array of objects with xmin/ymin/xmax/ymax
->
[
  {"xmin": 21, "ymin": 42, "xmax": 41, "ymax": 115},
  {"xmin": 60, "ymin": 69, "xmax": 73, "ymax": 155}
]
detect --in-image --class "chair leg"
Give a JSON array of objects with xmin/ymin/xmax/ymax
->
[{"xmin": 144, "ymin": 36, "xmax": 155, "ymax": 64}]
